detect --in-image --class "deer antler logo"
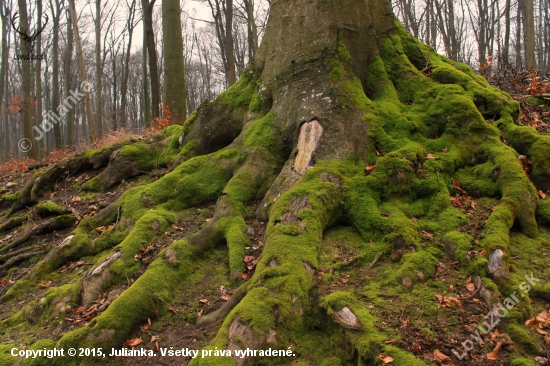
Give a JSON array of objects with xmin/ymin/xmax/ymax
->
[{"xmin": 11, "ymin": 11, "xmax": 49, "ymax": 56}]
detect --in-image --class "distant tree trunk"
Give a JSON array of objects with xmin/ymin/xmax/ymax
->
[
  {"xmin": 142, "ymin": 32, "xmax": 151, "ymax": 127},
  {"xmin": 17, "ymin": 0, "xmax": 37, "ymax": 158},
  {"xmin": 65, "ymin": 9, "xmax": 75, "ymax": 148},
  {"xmin": 0, "ymin": 0, "xmax": 7, "ymax": 161},
  {"xmin": 35, "ymin": 0, "xmax": 44, "ymax": 156},
  {"xmin": 225, "ymin": 0, "xmax": 236, "ymax": 85},
  {"xmin": 516, "ymin": 0, "xmax": 523, "ymax": 69},
  {"xmin": 502, "ymin": 0, "xmax": 511, "ymax": 61},
  {"xmin": 242, "ymin": 0, "xmax": 258, "ymax": 59},
  {"xmin": 49, "ymin": 0, "xmax": 62, "ymax": 149},
  {"xmin": 68, "ymin": 0, "xmax": 95, "ymax": 142},
  {"xmin": 0, "ymin": 0, "xmax": 7, "ymax": 113},
  {"xmin": 95, "ymin": 0, "xmax": 103, "ymax": 138},
  {"xmin": 120, "ymin": 0, "xmax": 137, "ymax": 129},
  {"xmin": 162, "ymin": 0, "xmax": 187, "ymax": 124},
  {"xmin": 141, "ymin": 0, "xmax": 160, "ymax": 121},
  {"xmin": 523, "ymin": 0, "xmax": 535, "ymax": 69}
]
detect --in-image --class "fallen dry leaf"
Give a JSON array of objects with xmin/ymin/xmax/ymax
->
[
  {"xmin": 526, "ymin": 311, "xmax": 550, "ymax": 328},
  {"xmin": 539, "ymin": 190, "xmax": 547, "ymax": 199},
  {"xmin": 123, "ymin": 338, "xmax": 142, "ymax": 347},
  {"xmin": 486, "ymin": 341, "xmax": 503, "ymax": 361},
  {"xmin": 466, "ymin": 283, "xmax": 475, "ymax": 292},
  {"xmin": 197, "ymin": 309, "xmax": 203, "ymax": 317},
  {"xmin": 378, "ymin": 353, "xmax": 394, "ymax": 364},
  {"xmin": 38, "ymin": 280, "xmax": 52, "ymax": 289},
  {"xmin": 168, "ymin": 307, "xmax": 178, "ymax": 314},
  {"xmin": 427, "ymin": 153, "xmax": 436, "ymax": 159},
  {"xmin": 480, "ymin": 248, "xmax": 488, "ymax": 256},
  {"xmin": 150, "ymin": 335, "xmax": 160, "ymax": 343},
  {"xmin": 241, "ymin": 273, "xmax": 249, "ymax": 280},
  {"xmin": 365, "ymin": 165, "xmax": 376, "ymax": 173},
  {"xmin": 433, "ymin": 349, "xmax": 451, "ymax": 365},
  {"xmin": 243, "ymin": 255, "xmax": 255, "ymax": 263}
]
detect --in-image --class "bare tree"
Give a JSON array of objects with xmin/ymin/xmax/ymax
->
[{"xmin": 141, "ymin": 0, "xmax": 160, "ymax": 121}]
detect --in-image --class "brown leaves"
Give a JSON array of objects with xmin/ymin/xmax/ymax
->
[
  {"xmin": 426, "ymin": 153, "xmax": 436, "ymax": 159},
  {"xmin": 526, "ymin": 311, "xmax": 550, "ymax": 328},
  {"xmin": 123, "ymin": 338, "xmax": 142, "ymax": 347},
  {"xmin": 433, "ymin": 349, "xmax": 451, "ymax": 365},
  {"xmin": 365, "ymin": 165, "xmax": 376, "ymax": 174},
  {"xmin": 539, "ymin": 190, "xmax": 547, "ymax": 199},
  {"xmin": 486, "ymin": 341, "xmax": 503, "ymax": 360},
  {"xmin": 1, "ymin": 277, "xmax": 14, "ymax": 286},
  {"xmin": 435, "ymin": 294, "xmax": 462, "ymax": 308},
  {"xmin": 38, "ymin": 280, "xmax": 52, "ymax": 289},
  {"xmin": 378, "ymin": 353, "xmax": 394, "ymax": 365}
]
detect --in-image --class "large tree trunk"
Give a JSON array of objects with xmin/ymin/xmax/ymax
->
[
  {"xmin": 1, "ymin": 1, "xmax": 549, "ymax": 366},
  {"xmin": 161, "ymin": 0, "xmax": 187, "ymax": 123}
]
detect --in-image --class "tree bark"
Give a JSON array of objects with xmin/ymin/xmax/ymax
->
[
  {"xmin": 68, "ymin": 0, "xmax": 95, "ymax": 142},
  {"xmin": 141, "ymin": 0, "xmax": 160, "ymax": 121},
  {"xmin": 49, "ymin": 0, "xmax": 63, "ymax": 149},
  {"xmin": 17, "ymin": 0, "xmax": 37, "ymax": 158},
  {"xmin": 523, "ymin": 0, "xmax": 535, "ymax": 69},
  {"xmin": 162, "ymin": 0, "xmax": 187, "ymax": 123},
  {"xmin": 95, "ymin": 0, "xmax": 103, "ymax": 138},
  {"xmin": 64, "ymin": 8, "xmax": 75, "ymax": 148}
]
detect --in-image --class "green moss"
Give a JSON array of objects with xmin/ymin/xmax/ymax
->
[
  {"xmin": 81, "ymin": 177, "xmax": 100, "ymax": 192},
  {"xmin": 1, "ymin": 191, "xmax": 21, "ymax": 203},
  {"xmin": 217, "ymin": 70, "xmax": 256, "ymax": 110},
  {"xmin": 57, "ymin": 239, "xmax": 196, "ymax": 353},
  {"xmin": 0, "ymin": 344, "xmax": 17, "ymax": 366},
  {"xmin": 507, "ymin": 324, "xmax": 539, "ymax": 353},
  {"xmin": 388, "ymin": 251, "xmax": 438, "ymax": 285},
  {"xmin": 52, "ymin": 214, "xmax": 77, "ymax": 227},
  {"xmin": 35, "ymin": 201, "xmax": 69, "ymax": 216},
  {"xmin": 243, "ymin": 111, "xmax": 281, "ymax": 155}
]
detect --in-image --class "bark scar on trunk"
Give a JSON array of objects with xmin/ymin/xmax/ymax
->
[{"xmin": 293, "ymin": 119, "xmax": 323, "ymax": 174}]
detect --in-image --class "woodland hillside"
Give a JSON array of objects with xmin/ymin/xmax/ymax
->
[{"xmin": 1, "ymin": 0, "xmax": 550, "ymax": 365}]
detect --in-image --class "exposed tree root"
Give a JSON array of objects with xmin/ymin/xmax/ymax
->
[{"xmin": 0, "ymin": 215, "xmax": 76, "ymax": 255}]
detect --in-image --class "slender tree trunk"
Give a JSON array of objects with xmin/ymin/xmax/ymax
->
[
  {"xmin": 142, "ymin": 31, "xmax": 151, "ymax": 128},
  {"xmin": 65, "ymin": 8, "xmax": 75, "ymax": 148},
  {"xmin": 17, "ymin": 0, "xmax": 37, "ymax": 158},
  {"xmin": 0, "ymin": 0, "xmax": 8, "ymax": 117},
  {"xmin": 225, "ymin": 0, "xmax": 236, "ymax": 85},
  {"xmin": 516, "ymin": 0, "xmax": 523, "ymax": 69},
  {"xmin": 95, "ymin": 0, "xmax": 103, "ymax": 138},
  {"xmin": 34, "ymin": 0, "xmax": 44, "ymax": 156},
  {"xmin": 141, "ymin": 0, "xmax": 159, "ymax": 121},
  {"xmin": 120, "ymin": 0, "xmax": 136, "ymax": 129},
  {"xmin": 162, "ymin": 0, "xmax": 187, "ymax": 124},
  {"xmin": 502, "ymin": 0, "xmax": 511, "ymax": 61},
  {"xmin": 243, "ymin": 0, "xmax": 258, "ymax": 59},
  {"xmin": 49, "ymin": 0, "xmax": 62, "ymax": 149},
  {"xmin": 523, "ymin": 0, "xmax": 535, "ymax": 69},
  {"xmin": 68, "ymin": 0, "xmax": 95, "ymax": 141}
]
